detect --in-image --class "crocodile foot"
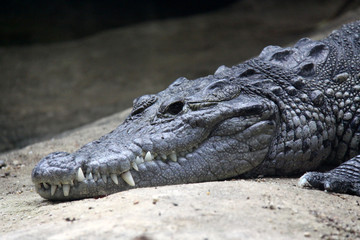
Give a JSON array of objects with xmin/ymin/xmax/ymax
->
[{"xmin": 298, "ymin": 157, "xmax": 360, "ymax": 195}]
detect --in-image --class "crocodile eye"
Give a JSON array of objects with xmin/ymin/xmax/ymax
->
[{"xmin": 165, "ymin": 101, "xmax": 184, "ymax": 115}]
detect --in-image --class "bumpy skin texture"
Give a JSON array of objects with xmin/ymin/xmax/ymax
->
[{"xmin": 32, "ymin": 21, "xmax": 360, "ymax": 200}]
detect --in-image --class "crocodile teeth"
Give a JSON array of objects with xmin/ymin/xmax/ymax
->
[
  {"xmin": 51, "ymin": 185, "xmax": 57, "ymax": 196},
  {"xmin": 77, "ymin": 168, "xmax": 85, "ymax": 182},
  {"xmin": 63, "ymin": 184, "xmax": 70, "ymax": 196},
  {"xmin": 93, "ymin": 173, "xmax": 98, "ymax": 181},
  {"xmin": 161, "ymin": 154, "xmax": 167, "ymax": 160},
  {"xmin": 102, "ymin": 175, "xmax": 108, "ymax": 183},
  {"xmin": 169, "ymin": 152, "xmax": 177, "ymax": 162},
  {"xmin": 145, "ymin": 151, "xmax": 152, "ymax": 162},
  {"xmin": 131, "ymin": 162, "xmax": 139, "ymax": 171},
  {"xmin": 111, "ymin": 173, "xmax": 119, "ymax": 185},
  {"xmin": 43, "ymin": 183, "xmax": 50, "ymax": 189},
  {"xmin": 121, "ymin": 171, "xmax": 135, "ymax": 186},
  {"xmin": 135, "ymin": 156, "xmax": 144, "ymax": 164},
  {"xmin": 87, "ymin": 172, "xmax": 93, "ymax": 180}
]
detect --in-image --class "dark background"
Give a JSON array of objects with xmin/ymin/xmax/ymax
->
[
  {"xmin": 1, "ymin": 0, "xmax": 359, "ymax": 152},
  {"xmin": 0, "ymin": 0, "xmax": 237, "ymax": 46}
]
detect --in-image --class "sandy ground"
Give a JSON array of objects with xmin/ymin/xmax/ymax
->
[{"xmin": 1, "ymin": 109, "xmax": 359, "ymax": 240}]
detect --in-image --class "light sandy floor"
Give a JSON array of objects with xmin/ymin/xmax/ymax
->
[{"xmin": 1, "ymin": 109, "xmax": 359, "ymax": 240}]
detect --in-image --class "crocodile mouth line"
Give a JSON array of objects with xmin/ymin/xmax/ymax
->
[
  {"xmin": 35, "ymin": 144, "xmax": 199, "ymax": 198},
  {"xmin": 35, "ymin": 115, "xmax": 272, "ymax": 199}
]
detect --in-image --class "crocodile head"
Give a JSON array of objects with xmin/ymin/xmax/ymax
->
[{"xmin": 31, "ymin": 64, "xmax": 279, "ymax": 200}]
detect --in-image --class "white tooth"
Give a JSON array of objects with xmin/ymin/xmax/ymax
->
[
  {"xmin": 97, "ymin": 172, "xmax": 101, "ymax": 180},
  {"xmin": 102, "ymin": 175, "xmax": 108, "ymax": 183},
  {"xmin": 77, "ymin": 168, "xmax": 85, "ymax": 182},
  {"xmin": 43, "ymin": 183, "xmax": 50, "ymax": 189},
  {"xmin": 70, "ymin": 180, "xmax": 74, "ymax": 186},
  {"xmin": 161, "ymin": 154, "xmax": 167, "ymax": 160},
  {"xmin": 135, "ymin": 156, "xmax": 144, "ymax": 164},
  {"xmin": 169, "ymin": 152, "xmax": 177, "ymax": 162},
  {"xmin": 87, "ymin": 172, "xmax": 93, "ymax": 180},
  {"xmin": 145, "ymin": 151, "xmax": 152, "ymax": 161},
  {"xmin": 51, "ymin": 185, "xmax": 57, "ymax": 196},
  {"xmin": 132, "ymin": 162, "xmax": 139, "ymax": 171},
  {"xmin": 111, "ymin": 174, "xmax": 119, "ymax": 185},
  {"xmin": 93, "ymin": 174, "xmax": 98, "ymax": 181},
  {"xmin": 121, "ymin": 171, "xmax": 135, "ymax": 186},
  {"xmin": 63, "ymin": 184, "xmax": 70, "ymax": 196}
]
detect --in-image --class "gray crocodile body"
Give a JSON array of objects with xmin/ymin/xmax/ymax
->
[{"xmin": 32, "ymin": 21, "xmax": 360, "ymax": 200}]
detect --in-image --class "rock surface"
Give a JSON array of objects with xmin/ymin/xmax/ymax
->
[{"xmin": 1, "ymin": 109, "xmax": 360, "ymax": 239}]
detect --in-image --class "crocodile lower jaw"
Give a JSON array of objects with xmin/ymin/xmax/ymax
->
[{"xmin": 34, "ymin": 145, "xmax": 198, "ymax": 199}]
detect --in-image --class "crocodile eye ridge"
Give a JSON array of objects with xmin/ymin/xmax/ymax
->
[{"xmin": 131, "ymin": 95, "xmax": 157, "ymax": 116}]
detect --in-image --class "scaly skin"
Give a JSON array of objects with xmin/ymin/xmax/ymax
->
[{"xmin": 32, "ymin": 21, "xmax": 360, "ymax": 200}]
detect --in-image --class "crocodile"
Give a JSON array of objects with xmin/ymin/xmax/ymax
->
[{"xmin": 32, "ymin": 21, "xmax": 360, "ymax": 201}]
